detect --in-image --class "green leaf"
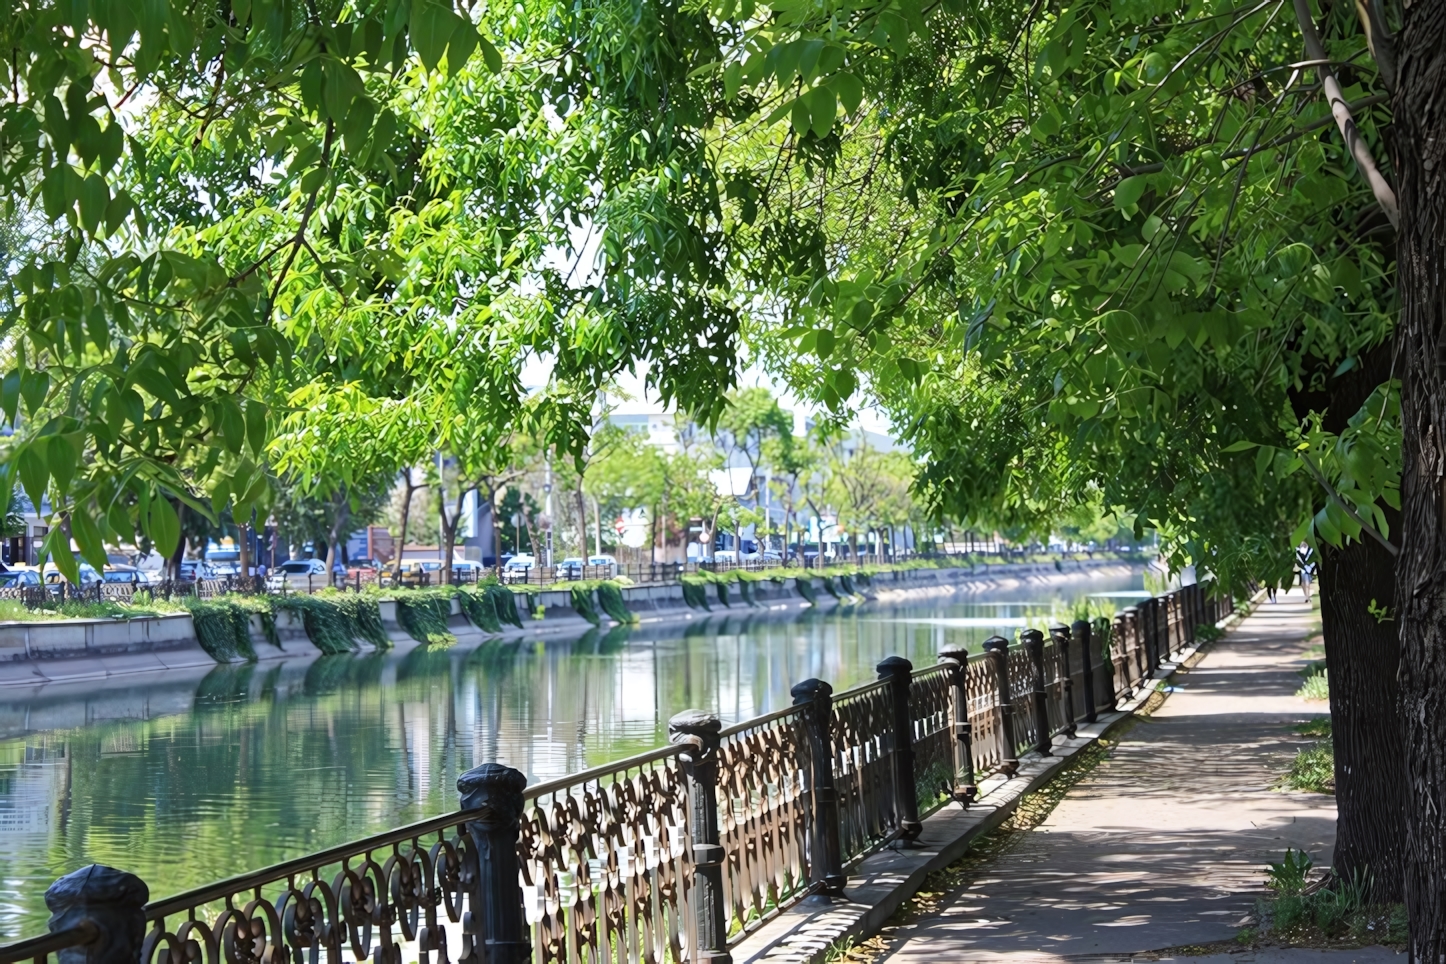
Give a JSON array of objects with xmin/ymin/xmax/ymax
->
[
  {"xmin": 1113, "ymin": 175, "xmax": 1148, "ymax": 210},
  {"xmin": 815, "ymin": 327, "xmax": 835, "ymax": 359},
  {"xmin": 478, "ymin": 36, "xmax": 502, "ymax": 73},
  {"xmin": 48, "ymin": 434, "xmax": 78, "ymax": 495},
  {"xmin": 828, "ymin": 72, "xmax": 864, "ymax": 116},
  {"xmin": 20, "ymin": 370, "xmax": 49, "ymax": 414},
  {"xmin": 18, "ymin": 440, "xmax": 49, "ymax": 510},
  {"xmin": 410, "ymin": 0, "xmax": 459, "ymax": 72},
  {"xmin": 1220, "ymin": 440, "xmax": 1257, "ymax": 452},
  {"xmin": 46, "ymin": 534, "xmax": 80, "ymax": 586},
  {"xmin": 148, "ymin": 493, "xmax": 181, "ymax": 557},
  {"xmin": 447, "ymin": 20, "xmax": 479, "ymax": 76},
  {"xmin": 0, "ymin": 371, "xmax": 19, "ymax": 424},
  {"xmin": 217, "ymin": 396, "xmax": 246, "ymax": 453},
  {"xmin": 70, "ymin": 505, "xmax": 108, "ymax": 571},
  {"xmin": 1254, "ymin": 444, "xmax": 1274, "ymax": 479},
  {"xmin": 77, "ymin": 173, "xmax": 108, "ymax": 233},
  {"xmin": 806, "ymin": 84, "xmax": 836, "ymax": 137},
  {"xmin": 245, "ymin": 399, "xmax": 268, "ymax": 454}
]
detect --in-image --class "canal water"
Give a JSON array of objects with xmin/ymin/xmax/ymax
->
[{"xmin": 0, "ymin": 568, "xmax": 1142, "ymax": 937}]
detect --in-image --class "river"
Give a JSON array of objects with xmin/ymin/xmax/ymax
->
[{"xmin": 0, "ymin": 567, "xmax": 1143, "ymax": 938}]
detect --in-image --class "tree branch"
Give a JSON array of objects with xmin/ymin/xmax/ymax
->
[
  {"xmin": 1299, "ymin": 451, "xmax": 1399, "ymax": 556},
  {"xmin": 1292, "ymin": 0, "xmax": 1399, "ymax": 227}
]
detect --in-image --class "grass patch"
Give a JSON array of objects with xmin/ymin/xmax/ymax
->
[
  {"xmin": 1295, "ymin": 717, "xmax": 1332, "ymax": 738},
  {"xmin": 1296, "ymin": 662, "xmax": 1329, "ymax": 701},
  {"xmin": 1280, "ymin": 742, "xmax": 1335, "ymax": 794},
  {"xmin": 1251, "ymin": 850, "xmax": 1406, "ymax": 948}
]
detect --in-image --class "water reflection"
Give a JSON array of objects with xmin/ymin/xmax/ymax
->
[{"xmin": 0, "ymin": 568, "xmax": 1140, "ymax": 936}]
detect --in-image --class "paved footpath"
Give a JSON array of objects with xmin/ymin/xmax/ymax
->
[{"xmin": 880, "ymin": 589, "xmax": 1396, "ymax": 963}]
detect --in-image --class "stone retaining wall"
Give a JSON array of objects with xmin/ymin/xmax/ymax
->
[{"xmin": 0, "ymin": 559, "xmax": 1142, "ymax": 686}]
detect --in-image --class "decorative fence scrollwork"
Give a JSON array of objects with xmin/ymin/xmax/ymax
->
[{"xmin": 1, "ymin": 583, "xmax": 1235, "ymax": 964}]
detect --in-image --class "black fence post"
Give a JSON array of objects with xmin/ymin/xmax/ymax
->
[
  {"xmin": 981, "ymin": 636, "xmax": 1018, "ymax": 775},
  {"xmin": 44, "ymin": 864, "xmax": 149, "ymax": 964},
  {"xmin": 457, "ymin": 763, "xmax": 531, "ymax": 964},
  {"xmin": 1072, "ymin": 619, "xmax": 1097, "ymax": 725},
  {"xmin": 790, "ymin": 680, "xmax": 845, "ymax": 897},
  {"xmin": 938, "ymin": 649, "xmax": 977, "ymax": 805},
  {"xmin": 669, "ymin": 711, "xmax": 731, "ymax": 964},
  {"xmin": 1049, "ymin": 624, "xmax": 1076, "ymax": 739},
  {"xmin": 1020, "ymin": 629, "xmax": 1051, "ymax": 755},
  {"xmin": 876, "ymin": 656, "xmax": 923, "ymax": 841}
]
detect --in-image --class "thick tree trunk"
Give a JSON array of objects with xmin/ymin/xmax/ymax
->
[
  {"xmin": 1394, "ymin": 6, "xmax": 1446, "ymax": 953},
  {"xmin": 1319, "ymin": 531, "xmax": 1405, "ymax": 902}
]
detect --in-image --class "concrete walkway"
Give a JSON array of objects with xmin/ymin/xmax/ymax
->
[{"xmin": 878, "ymin": 589, "xmax": 1389, "ymax": 963}]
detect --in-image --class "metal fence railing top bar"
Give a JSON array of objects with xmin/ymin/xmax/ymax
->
[{"xmin": 0, "ymin": 581, "xmax": 1234, "ymax": 964}]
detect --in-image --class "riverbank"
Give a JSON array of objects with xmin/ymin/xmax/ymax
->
[{"xmin": 0, "ymin": 559, "xmax": 1141, "ymax": 688}]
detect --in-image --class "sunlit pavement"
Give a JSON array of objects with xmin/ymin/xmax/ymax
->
[{"xmin": 879, "ymin": 590, "xmax": 1397, "ymax": 962}]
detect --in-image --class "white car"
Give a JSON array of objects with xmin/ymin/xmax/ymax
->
[
  {"xmin": 587, "ymin": 555, "xmax": 618, "ymax": 577},
  {"xmin": 0, "ymin": 567, "xmax": 43, "ymax": 590},
  {"xmin": 503, "ymin": 555, "xmax": 536, "ymax": 584},
  {"xmin": 266, "ymin": 558, "xmax": 328, "ymax": 591}
]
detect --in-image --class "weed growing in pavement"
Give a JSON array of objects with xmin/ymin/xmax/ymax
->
[
  {"xmin": 1296, "ymin": 661, "xmax": 1329, "ymax": 701},
  {"xmin": 1280, "ymin": 743, "xmax": 1335, "ymax": 794},
  {"xmin": 1248, "ymin": 851, "xmax": 1407, "ymax": 948}
]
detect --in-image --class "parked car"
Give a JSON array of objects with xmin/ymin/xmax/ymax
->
[
  {"xmin": 503, "ymin": 555, "xmax": 536, "ymax": 583},
  {"xmin": 43, "ymin": 564, "xmax": 102, "ymax": 586},
  {"xmin": 178, "ymin": 560, "xmax": 219, "ymax": 583},
  {"xmin": 761, "ymin": 550, "xmax": 783, "ymax": 564},
  {"xmin": 102, "ymin": 566, "xmax": 154, "ymax": 586},
  {"xmin": 587, "ymin": 555, "xmax": 618, "ymax": 577},
  {"xmin": 450, "ymin": 560, "xmax": 485, "ymax": 581},
  {"xmin": 265, "ymin": 558, "xmax": 327, "ymax": 592},
  {"xmin": 556, "ymin": 557, "xmax": 587, "ymax": 579},
  {"xmin": 0, "ymin": 567, "xmax": 43, "ymax": 590},
  {"xmin": 713, "ymin": 550, "xmax": 739, "ymax": 564}
]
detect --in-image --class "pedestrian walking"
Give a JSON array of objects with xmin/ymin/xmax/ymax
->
[{"xmin": 1297, "ymin": 542, "xmax": 1315, "ymax": 601}]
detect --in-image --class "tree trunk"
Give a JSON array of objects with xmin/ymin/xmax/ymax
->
[
  {"xmin": 1396, "ymin": 5, "xmax": 1446, "ymax": 952},
  {"xmin": 395, "ymin": 468, "xmax": 417, "ymax": 570},
  {"xmin": 441, "ymin": 488, "xmax": 467, "ymax": 584},
  {"xmin": 325, "ymin": 491, "xmax": 350, "ymax": 580},
  {"xmin": 592, "ymin": 495, "xmax": 601, "ymax": 558},
  {"xmin": 1319, "ymin": 532, "xmax": 1405, "ymax": 902}
]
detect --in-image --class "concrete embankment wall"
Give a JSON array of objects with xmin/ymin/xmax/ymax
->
[{"xmin": 0, "ymin": 559, "xmax": 1139, "ymax": 687}]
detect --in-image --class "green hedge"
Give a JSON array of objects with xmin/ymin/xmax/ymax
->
[
  {"xmin": 571, "ymin": 586, "xmax": 601, "ymax": 626},
  {"xmin": 275, "ymin": 597, "xmax": 357, "ymax": 655},
  {"xmin": 596, "ymin": 582, "xmax": 633, "ymax": 623},
  {"xmin": 397, "ymin": 593, "xmax": 455, "ymax": 645},
  {"xmin": 458, "ymin": 588, "xmax": 502, "ymax": 633},
  {"xmin": 333, "ymin": 595, "xmax": 389, "ymax": 649},
  {"xmin": 838, "ymin": 574, "xmax": 856, "ymax": 596},
  {"xmin": 738, "ymin": 579, "xmax": 756, "ymax": 606},
  {"xmin": 821, "ymin": 576, "xmax": 840, "ymax": 599},
  {"xmin": 715, "ymin": 581, "xmax": 731, "ymax": 607},
  {"xmin": 681, "ymin": 580, "xmax": 711, "ymax": 610},
  {"xmin": 186, "ymin": 599, "xmax": 257, "ymax": 661},
  {"xmin": 795, "ymin": 577, "xmax": 817, "ymax": 604},
  {"xmin": 487, "ymin": 584, "xmax": 524, "ymax": 628}
]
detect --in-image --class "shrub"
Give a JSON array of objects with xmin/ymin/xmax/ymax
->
[
  {"xmin": 821, "ymin": 576, "xmax": 840, "ymax": 599},
  {"xmin": 486, "ymin": 584, "xmax": 523, "ymax": 628},
  {"xmin": 1196, "ymin": 623, "xmax": 1225, "ymax": 642},
  {"xmin": 737, "ymin": 579, "xmax": 756, "ymax": 606},
  {"xmin": 715, "ymin": 581, "xmax": 731, "ymax": 607},
  {"xmin": 397, "ymin": 592, "xmax": 455, "ymax": 645},
  {"xmin": 333, "ymin": 594, "xmax": 390, "ymax": 649},
  {"xmin": 275, "ymin": 597, "xmax": 356, "ymax": 655},
  {"xmin": 596, "ymin": 582, "xmax": 634, "ymax": 623},
  {"xmin": 838, "ymin": 574, "xmax": 856, "ymax": 596},
  {"xmin": 571, "ymin": 586, "xmax": 601, "ymax": 626},
  {"xmin": 681, "ymin": 579, "xmax": 711, "ymax": 610},
  {"xmin": 1280, "ymin": 739, "xmax": 1335, "ymax": 794},
  {"xmin": 186, "ymin": 599, "xmax": 257, "ymax": 661},
  {"xmin": 458, "ymin": 588, "xmax": 502, "ymax": 633},
  {"xmin": 795, "ymin": 578, "xmax": 817, "ymax": 604}
]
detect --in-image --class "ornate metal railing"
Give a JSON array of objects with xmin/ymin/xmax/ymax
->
[{"xmin": 0, "ymin": 582, "xmax": 1234, "ymax": 964}]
